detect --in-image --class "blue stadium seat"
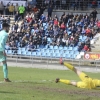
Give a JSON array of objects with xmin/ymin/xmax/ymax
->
[
  {"xmin": 73, "ymin": 46, "xmax": 78, "ymax": 51},
  {"xmin": 70, "ymin": 51, "xmax": 74, "ymax": 55},
  {"xmin": 41, "ymin": 52, "xmax": 46, "ymax": 57},
  {"xmin": 21, "ymin": 48, "xmax": 26, "ymax": 52},
  {"xmin": 17, "ymin": 50, "xmax": 21, "ymax": 55},
  {"xmin": 5, "ymin": 50, "xmax": 8, "ymax": 54},
  {"xmin": 47, "ymin": 37, "xmax": 52, "ymax": 44},
  {"xmin": 49, "ymin": 45, "xmax": 53, "ymax": 50},
  {"xmin": 55, "ymin": 49, "xmax": 59, "ymax": 54},
  {"xmin": 54, "ymin": 46, "xmax": 58, "ymax": 50},
  {"xmin": 65, "ymin": 51, "xmax": 70, "ymax": 55},
  {"xmin": 22, "ymin": 51, "xmax": 27, "ymax": 56},
  {"xmin": 79, "ymin": 35, "xmax": 83, "ymax": 41},
  {"xmin": 7, "ymin": 50, "xmax": 13, "ymax": 55},
  {"xmin": 44, "ymin": 45, "xmax": 49, "ymax": 49},
  {"xmin": 46, "ymin": 53, "xmax": 51, "ymax": 57},
  {"xmin": 32, "ymin": 52, "xmax": 36, "ymax": 56},
  {"xmin": 45, "ymin": 49, "xmax": 49, "ymax": 53},
  {"xmin": 61, "ymin": 53, "xmax": 66, "ymax": 58},
  {"xmin": 63, "ymin": 46, "xmax": 68, "ymax": 50},
  {"xmin": 66, "ymin": 54, "xmax": 71, "ymax": 59},
  {"xmin": 52, "ymin": 53, "xmax": 56, "ymax": 58},
  {"xmin": 68, "ymin": 47, "xmax": 73, "ymax": 51},
  {"xmin": 70, "ymin": 54, "xmax": 76, "ymax": 59},
  {"xmin": 58, "ymin": 46, "xmax": 63, "ymax": 50},
  {"xmin": 26, "ymin": 51, "xmax": 32, "ymax": 56},
  {"xmin": 36, "ymin": 52, "xmax": 41, "ymax": 57},
  {"xmin": 43, "ymin": 23, "xmax": 46, "ymax": 27},
  {"xmin": 55, "ymin": 53, "xmax": 61, "ymax": 58}
]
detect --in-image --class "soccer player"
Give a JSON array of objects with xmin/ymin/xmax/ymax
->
[
  {"xmin": 0, "ymin": 23, "xmax": 11, "ymax": 82},
  {"xmin": 55, "ymin": 58, "xmax": 100, "ymax": 89}
]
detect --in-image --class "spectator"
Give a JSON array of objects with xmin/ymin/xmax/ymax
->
[
  {"xmin": 8, "ymin": 3, "xmax": 15, "ymax": 15},
  {"xmin": 0, "ymin": 1, "xmax": 4, "ymax": 15},
  {"xmin": 19, "ymin": 4, "xmax": 25, "ymax": 19},
  {"xmin": 5, "ymin": 3, "xmax": 10, "ymax": 15},
  {"xmin": 27, "ymin": 42, "xmax": 35, "ymax": 51},
  {"xmin": 48, "ymin": 5, "xmax": 53, "ymax": 18},
  {"xmin": 15, "ymin": 3, "xmax": 19, "ymax": 14},
  {"xmin": 82, "ymin": 44, "xmax": 90, "ymax": 52},
  {"xmin": 42, "ymin": 36, "xmax": 47, "ymax": 46},
  {"xmin": 92, "ymin": 0, "xmax": 97, "ymax": 8},
  {"xmin": 90, "ymin": 9, "xmax": 98, "ymax": 21},
  {"xmin": 14, "ymin": 11, "xmax": 19, "ymax": 22}
]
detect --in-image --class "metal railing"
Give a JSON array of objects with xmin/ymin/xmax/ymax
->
[{"xmin": 6, "ymin": 50, "xmax": 100, "ymax": 72}]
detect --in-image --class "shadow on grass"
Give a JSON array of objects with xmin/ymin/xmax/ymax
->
[{"xmin": 0, "ymin": 91, "xmax": 17, "ymax": 94}]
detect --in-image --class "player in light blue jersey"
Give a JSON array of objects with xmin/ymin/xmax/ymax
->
[{"xmin": 0, "ymin": 23, "xmax": 11, "ymax": 82}]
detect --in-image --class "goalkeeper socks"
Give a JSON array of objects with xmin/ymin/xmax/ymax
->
[
  {"xmin": 3, "ymin": 64, "xmax": 8, "ymax": 79},
  {"xmin": 59, "ymin": 79, "xmax": 71, "ymax": 85},
  {"xmin": 64, "ymin": 62, "xmax": 74, "ymax": 71}
]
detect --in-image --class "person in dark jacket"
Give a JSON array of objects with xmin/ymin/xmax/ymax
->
[{"xmin": 48, "ymin": 5, "xmax": 53, "ymax": 18}]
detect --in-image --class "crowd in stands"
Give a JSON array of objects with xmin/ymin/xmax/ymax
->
[
  {"xmin": 0, "ymin": 0, "xmax": 99, "ymax": 16},
  {"xmin": 0, "ymin": 0, "xmax": 99, "ymax": 53},
  {"xmin": 4, "ymin": 4, "xmax": 99, "ymax": 53},
  {"xmin": 38, "ymin": 0, "xmax": 99, "ymax": 10}
]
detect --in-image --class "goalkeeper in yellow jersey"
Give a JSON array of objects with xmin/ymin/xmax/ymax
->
[{"xmin": 55, "ymin": 58, "xmax": 100, "ymax": 89}]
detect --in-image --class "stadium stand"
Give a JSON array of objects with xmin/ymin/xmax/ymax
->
[{"xmin": 0, "ymin": 0, "xmax": 100, "ymax": 60}]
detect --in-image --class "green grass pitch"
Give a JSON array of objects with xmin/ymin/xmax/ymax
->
[{"xmin": 0, "ymin": 66, "xmax": 100, "ymax": 100}]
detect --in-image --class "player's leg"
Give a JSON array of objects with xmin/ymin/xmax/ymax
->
[
  {"xmin": 92, "ymin": 79, "xmax": 100, "ymax": 87},
  {"xmin": 2, "ymin": 60, "xmax": 11, "ymax": 82},
  {"xmin": 55, "ymin": 78, "xmax": 77, "ymax": 86},
  {"xmin": 59, "ymin": 58, "xmax": 89, "ymax": 81},
  {"xmin": 55, "ymin": 78, "xmax": 89, "ymax": 89}
]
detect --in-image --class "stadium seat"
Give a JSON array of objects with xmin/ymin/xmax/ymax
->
[
  {"xmin": 49, "ymin": 45, "xmax": 53, "ymax": 50},
  {"xmin": 61, "ymin": 53, "xmax": 66, "ymax": 58},
  {"xmin": 73, "ymin": 46, "xmax": 78, "ymax": 51},
  {"xmin": 43, "ymin": 23, "xmax": 46, "ymax": 27},
  {"xmin": 47, "ymin": 37, "xmax": 52, "ymax": 44},
  {"xmin": 55, "ymin": 53, "xmax": 61, "ymax": 58},
  {"xmin": 52, "ymin": 53, "xmax": 56, "ymax": 58},
  {"xmin": 17, "ymin": 50, "xmax": 21, "ymax": 55},
  {"xmin": 44, "ymin": 45, "xmax": 49, "ymax": 49},
  {"xmin": 63, "ymin": 46, "xmax": 68, "ymax": 50},
  {"xmin": 5, "ymin": 50, "xmax": 8, "ymax": 54},
  {"xmin": 7, "ymin": 50, "xmax": 13, "ymax": 55},
  {"xmin": 66, "ymin": 54, "xmax": 71, "ymax": 59},
  {"xmin": 32, "ymin": 52, "xmax": 36, "ymax": 56},
  {"xmin": 21, "ymin": 48, "xmax": 26, "ymax": 52},
  {"xmin": 58, "ymin": 46, "xmax": 63, "ymax": 50},
  {"xmin": 70, "ymin": 51, "xmax": 74, "ymax": 55},
  {"xmin": 46, "ymin": 52, "xmax": 51, "ymax": 57},
  {"xmin": 55, "ymin": 49, "xmax": 59, "ymax": 54},
  {"xmin": 41, "ymin": 52, "xmax": 46, "ymax": 57},
  {"xmin": 36, "ymin": 52, "xmax": 41, "ymax": 57},
  {"xmin": 45, "ymin": 49, "xmax": 49, "ymax": 53},
  {"xmin": 26, "ymin": 51, "xmax": 32, "ymax": 56},
  {"xmin": 68, "ymin": 46, "xmax": 73, "ymax": 51},
  {"xmin": 65, "ymin": 51, "xmax": 70, "ymax": 55},
  {"xmin": 22, "ymin": 51, "xmax": 27, "ymax": 56},
  {"xmin": 54, "ymin": 46, "xmax": 58, "ymax": 50}
]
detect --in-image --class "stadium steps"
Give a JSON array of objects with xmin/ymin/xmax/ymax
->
[{"xmin": 91, "ymin": 39, "xmax": 100, "ymax": 52}]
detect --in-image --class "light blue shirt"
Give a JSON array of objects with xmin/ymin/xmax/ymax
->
[{"xmin": 0, "ymin": 30, "xmax": 8, "ymax": 51}]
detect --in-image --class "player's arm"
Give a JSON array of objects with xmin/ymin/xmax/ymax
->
[{"xmin": 0, "ymin": 35, "xmax": 8, "ymax": 55}]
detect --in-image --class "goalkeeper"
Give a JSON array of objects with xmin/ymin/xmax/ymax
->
[
  {"xmin": 55, "ymin": 58, "xmax": 100, "ymax": 89},
  {"xmin": 0, "ymin": 23, "xmax": 11, "ymax": 82}
]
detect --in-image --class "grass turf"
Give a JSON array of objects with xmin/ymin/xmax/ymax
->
[{"xmin": 0, "ymin": 66, "xmax": 100, "ymax": 100}]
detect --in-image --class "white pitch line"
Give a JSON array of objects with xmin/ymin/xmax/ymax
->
[{"xmin": 0, "ymin": 80, "xmax": 53, "ymax": 84}]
